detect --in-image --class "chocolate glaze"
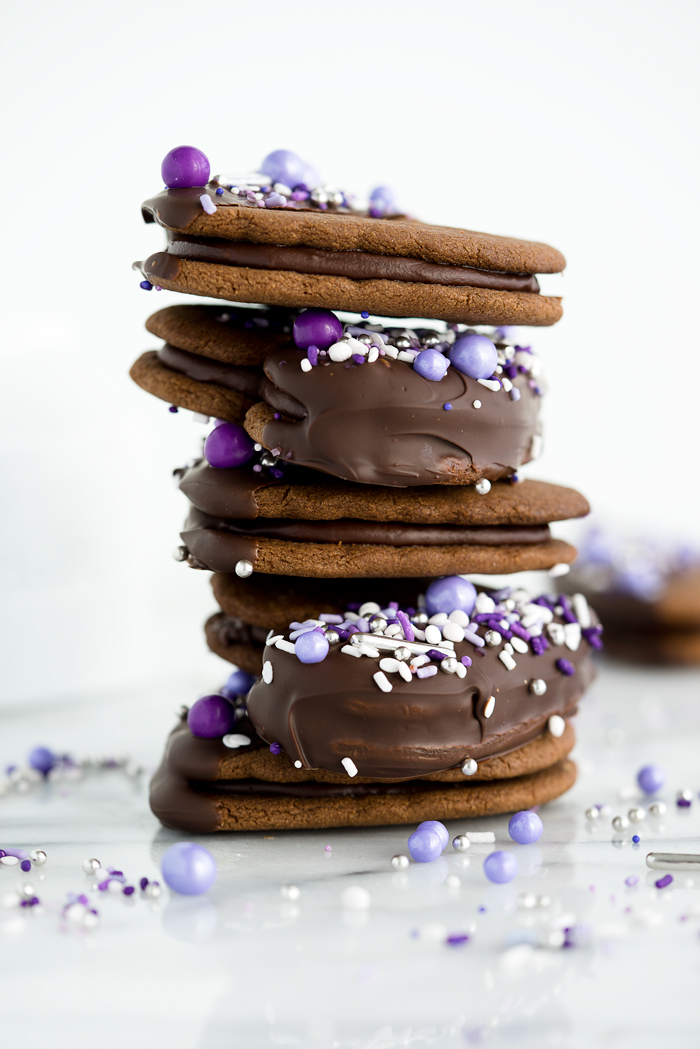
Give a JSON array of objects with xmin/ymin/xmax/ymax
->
[
  {"xmin": 157, "ymin": 345, "xmax": 263, "ymax": 399},
  {"xmin": 261, "ymin": 350, "xmax": 540, "ymax": 487},
  {"xmin": 247, "ymin": 623, "xmax": 596, "ymax": 779},
  {"xmin": 182, "ymin": 506, "xmax": 550, "ymax": 547},
  {"xmin": 191, "ymin": 777, "xmax": 507, "ymax": 799},
  {"xmin": 163, "ymin": 233, "xmax": 540, "ymax": 293}
]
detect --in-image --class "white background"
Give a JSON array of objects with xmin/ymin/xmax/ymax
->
[{"xmin": 1, "ymin": 0, "xmax": 698, "ymax": 706}]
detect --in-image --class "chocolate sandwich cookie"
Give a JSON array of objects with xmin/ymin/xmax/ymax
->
[
  {"xmin": 150, "ymin": 713, "xmax": 577, "ymax": 833},
  {"xmin": 130, "ymin": 350, "xmax": 262, "ymax": 423},
  {"xmin": 205, "ymin": 612, "xmax": 267, "ymax": 673},
  {"xmin": 139, "ymin": 147, "xmax": 564, "ymax": 326},
  {"xmin": 145, "ymin": 304, "xmax": 298, "ymax": 366},
  {"xmin": 244, "ymin": 322, "xmax": 544, "ymax": 487}
]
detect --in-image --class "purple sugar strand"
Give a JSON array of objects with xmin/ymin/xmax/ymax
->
[{"xmin": 396, "ymin": 610, "xmax": 414, "ymax": 642}]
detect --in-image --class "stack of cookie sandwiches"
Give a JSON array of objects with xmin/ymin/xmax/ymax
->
[{"xmin": 131, "ymin": 146, "xmax": 602, "ymax": 833}]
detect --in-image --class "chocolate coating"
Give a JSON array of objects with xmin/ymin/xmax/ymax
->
[{"xmin": 255, "ymin": 349, "xmax": 539, "ymax": 487}]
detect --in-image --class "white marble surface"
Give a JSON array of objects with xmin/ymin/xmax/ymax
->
[{"xmin": 2, "ymin": 660, "xmax": 700, "ymax": 1048}]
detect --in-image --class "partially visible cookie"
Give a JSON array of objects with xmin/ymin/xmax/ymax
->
[
  {"xmin": 204, "ymin": 612, "xmax": 265, "ymax": 673},
  {"xmin": 145, "ymin": 304, "xmax": 296, "ymax": 366},
  {"xmin": 130, "ymin": 351, "xmax": 260, "ymax": 422}
]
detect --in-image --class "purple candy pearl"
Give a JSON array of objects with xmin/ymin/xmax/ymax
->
[
  {"xmin": 483, "ymin": 850, "xmax": 518, "ymax": 884},
  {"xmin": 369, "ymin": 185, "xmax": 395, "ymax": 217},
  {"xmin": 450, "ymin": 334, "xmax": 498, "ymax": 380},
  {"xmin": 414, "ymin": 348, "xmax": 450, "ymax": 382},
  {"xmin": 637, "ymin": 764, "xmax": 666, "ymax": 794},
  {"xmin": 204, "ymin": 423, "xmax": 255, "ymax": 469},
  {"xmin": 220, "ymin": 668, "xmax": 256, "ymax": 699},
  {"xmin": 293, "ymin": 308, "xmax": 343, "ymax": 351},
  {"xmin": 260, "ymin": 150, "xmax": 318, "ymax": 190},
  {"xmin": 161, "ymin": 146, "xmax": 211, "ymax": 189},
  {"xmin": 20, "ymin": 860, "xmax": 31, "ymax": 872},
  {"xmin": 416, "ymin": 820, "xmax": 448, "ymax": 850},
  {"xmin": 29, "ymin": 747, "xmax": 55, "ymax": 775},
  {"xmin": 187, "ymin": 695, "xmax": 236, "ymax": 738},
  {"xmin": 408, "ymin": 825, "xmax": 443, "ymax": 863},
  {"xmin": 161, "ymin": 842, "xmax": 217, "ymax": 896},
  {"xmin": 508, "ymin": 810, "xmax": 543, "ymax": 845},
  {"xmin": 295, "ymin": 630, "xmax": 330, "ymax": 664},
  {"xmin": 425, "ymin": 576, "xmax": 477, "ymax": 617}
]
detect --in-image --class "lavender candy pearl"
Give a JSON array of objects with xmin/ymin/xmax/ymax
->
[
  {"xmin": 508, "ymin": 810, "xmax": 543, "ymax": 845},
  {"xmin": 416, "ymin": 820, "xmax": 448, "ymax": 850},
  {"xmin": 29, "ymin": 747, "xmax": 55, "ymax": 775},
  {"xmin": 483, "ymin": 850, "xmax": 518, "ymax": 884},
  {"xmin": 637, "ymin": 764, "xmax": 667, "ymax": 794},
  {"xmin": 369, "ymin": 185, "xmax": 395, "ymax": 217},
  {"xmin": 414, "ymin": 348, "xmax": 450, "ymax": 382},
  {"xmin": 407, "ymin": 825, "xmax": 444, "ymax": 863},
  {"xmin": 260, "ymin": 150, "xmax": 319, "ymax": 190},
  {"xmin": 425, "ymin": 576, "xmax": 477, "ymax": 617},
  {"xmin": 161, "ymin": 146, "xmax": 211, "ymax": 189},
  {"xmin": 450, "ymin": 334, "xmax": 498, "ymax": 380},
  {"xmin": 161, "ymin": 842, "xmax": 217, "ymax": 896},
  {"xmin": 293, "ymin": 308, "xmax": 343, "ymax": 351},
  {"xmin": 204, "ymin": 423, "xmax": 255, "ymax": 469},
  {"xmin": 187, "ymin": 695, "xmax": 237, "ymax": 738},
  {"xmin": 221, "ymin": 668, "xmax": 256, "ymax": 699},
  {"xmin": 295, "ymin": 630, "xmax": 330, "ymax": 664}
]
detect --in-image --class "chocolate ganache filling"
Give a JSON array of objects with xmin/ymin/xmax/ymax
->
[
  {"xmin": 160, "ymin": 233, "xmax": 540, "ymax": 293},
  {"xmin": 258, "ymin": 349, "xmax": 540, "ymax": 487},
  {"xmin": 157, "ymin": 345, "xmax": 264, "ymax": 399}
]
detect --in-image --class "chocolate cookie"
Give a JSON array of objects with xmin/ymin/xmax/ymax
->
[
  {"xmin": 139, "ymin": 182, "xmax": 564, "ymax": 325},
  {"xmin": 145, "ymin": 304, "xmax": 297, "ymax": 366},
  {"xmin": 150, "ymin": 713, "xmax": 576, "ymax": 832},
  {"xmin": 130, "ymin": 350, "xmax": 261, "ymax": 422},
  {"xmin": 204, "ymin": 612, "xmax": 265, "ymax": 673},
  {"xmin": 179, "ymin": 460, "xmax": 590, "ymax": 525}
]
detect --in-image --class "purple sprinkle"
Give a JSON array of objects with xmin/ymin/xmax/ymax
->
[
  {"xmin": 427, "ymin": 649, "xmax": 446, "ymax": 661},
  {"xmin": 320, "ymin": 614, "xmax": 343, "ymax": 624},
  {"xmin": 556, "ymin": 658, "xmax": 575, "ymax": 676},
  {"xmin": 345, "ymin": 624, "xmax": 360, "ymax": 636},
  {"xmin": 252, "ymin": 464, "xmax": 262, "ymax": 473},
  {"xmin": 336, "ymin": 629, "xmax": 350, "ymax": 641},
  {"xmin": 97, "ymin": 880, "xmax": 110, "ymax": 892},
  {"xmin": 215, "ymin": 187, "xmax": 224, "ymax": 195},
  {"xmin": 361, "ymin": 311, "xmax": 369, "ymax": 319},
  {"xmin": 0, "ymin": 851, "xmax": 5, "ymax": 858},
  {"xmin": 270, "ymin": 468, "xmax": 284, "ymax": 479},
  {"xmin": 270, "ymin": 742, "xmax": 282, "ymax": 756},
  {"xmin": 396, "ymin": 610, "xmax": 414, "ymax": 642},
  {"xmin": 530, "ymin": 636, "xmax": 549, "ymax": 656},
  {"xmin": 139, "ymin": 280, "xmax": 153, "ymax": 291},
  {"xmin": 123, "ymin": 886, "xmax": 135, "ymax": 896},
  {"xmin": 355, "ymin": 617, "xmax": 370, "ymax": 633},
  {"xmin": 582, "ymin": 626, "xmax": 604, "ymax": 650},
  {"xmin": 510, "ymin": 622, "xmax": 531, "ymax": 642},
  {"xmin": 4, "ymin": 848, "xmax": 29, "ymax": 860},
  {"xmin": 445, "ymin": 933, "xmax": 470, "ymax": 947},
  {"xmin": 655, "ymin": 874, "xmax": 673, "ymax": 889},
  {"xmin": 388, "ymin": 601, "xmax": 399, "ymax": 610},
  {"xmin": 271, "ymin": 447, "xmax": 281, "ymax": 456},
  {"xmin": 307, "ymin": 345, "xmax": 319, "ymax": 366},
  {"xmin": 108, "ymin": 869, "xmax": 123, "ymax": 877},
  {"xmin": 557, "ymin": 596, "xmax": 577, "ymax": 624},
  {"xmin": 461, "ymin": 655, "xmax": 472, "ymax": 668},
  {"xmin": 352, "ymin": 354, "xmax": 365, "ymax": 364},
  {"xmin": 444, "ymin": 403, "xmax": 452, "ymax": 411},
  {"xmin": 168, "ymin": 405, "xmax": 179, "ymax": 413},
  {"xmin": 632, "ymin": 835, "xmax": 640, "ymax": 844},
  {"xmin": 273, "ymin": 412, "xmax": 281, "ymax": 420},
  {"xmin": 505, "ymin": 365, "xmax": 518, "ymax": 379},
  {"xmin": 140, "ymin": 877, "xmax": 149, "ymax": 890},
  {"xmin": 625, "ymin": 875, "xmax": 638, "ymax": 887},
  {"xmin": 20, "ymin": 860, "xmax": 31, "ymax": 872},
  {"xmin": 325, "ymin": 845, "xmax": 332, "ymax": 852},
  {"xmin": 678, "ymin": 797, "xmax": 692, "ymax": 808},
  {"xmin": 416, "ymin": 665, "xmax": 438, "ymax": 679}
]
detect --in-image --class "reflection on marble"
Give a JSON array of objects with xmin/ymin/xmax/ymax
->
[{"xmin": 2, "ymin": 661, "xmax": 700, "ymax": 1047}]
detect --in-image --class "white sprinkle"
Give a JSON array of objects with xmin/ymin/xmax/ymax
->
[
  {"xmin": 328, "ymin": 341, "xmax": 353, "ymax": 362},
  {"xmin": 475, "ymin": 479, "xmax": 491, "ymax": 495},
  {"xmin": 478, "ymin": 378, "xmax": 501, "ymax": 392},
  {"xmin": 448, "ymin": 610, "xmax": 470, "ymax": 627},
  {"xmin": 373, "ymin": 671, "xmax": 393, "ymax": 693},
  {"xmin": 367, "ymin": 346, "xmax": 379, "ymax": 363},
  {"xmin": 222, "ymin": 734, "xmax": 251, "ymax": 749},
  {"xmin": 501, "ymin": 377, "xmax": 513, "ymax": 392},
  {"xmin": 359, "ymin": 601, "xmax": 381, "ymax": 617},
  {"xmin": 564, "ymin": 623, "xmax": 581, "ymax": 651},
  {"xmin": 475, "ymin": 593, "xmax": 496, "ymax": 614},
  {"xmin": 357, "ymin": 643, "xmax": 381, "ymax": 658},
  {"xmin": 504, "ymin": 642, "xmax": 514, "ymax": 654},
  {"xmin": 0, "ymin": 856, "xmax": 19, "ymax": 867},
  {"xmin": 547, "ymin": 623, "xmax": 565, "ymax": 645},
  {"xmin": 262, "ymin": 661, "xmax": 273, "ymax": 684},
  {"xmin": 467, "ymin": 832, "xmax": 495, "ymax": 843},
  {"xmin": 412, "ymin": 627, "xmax": 426, "ymax": 641},
  {"xmin": 340, "ymin": 885, "xmax": 370, "ymax": 910},
  {"xmin": 499, "ymin": 650, "xmax": 517, "ymax": 670},
  {"xmin": 379, "ymin": 658, "xmax": 401, "ymax": 674},
  {"xmin": 199, "ymin": 193, "xmax": 217, "ymax": 215},
  {"xmin": 455, "ymin": 662, "xmax": 467, "ymax": 678},
  {"xmin": 275, "ymin": 639, "xmax": 296, "ymax": 654},
  {"xmin": 440, "ymin": 639, "xmax": 455, "ymax": 649},
  {"xmin": 281, "ymin": 883, "xmax": 300, "ymax": 899},
  {"xmin": 191, "ymin": 412, "xmax": 210, "ymax": 424},
  {"xmin": 424, "ymin": 624, "xmax": 442, "ymax": 645},
  {"xmin": 254, "ymin": 443, "xmax": 262, "ymax": 451},
  {"xmin": 549, "ymin": 562, "xmax": 571, "ymax": 578},
  {"xmin": 341, "ymin": 644, "xmax": 362, "ymax": 658},
  {"xmin": 397, "ymin": 350, "xmax": 416, "ymax": 363},
  {"xmin": 511, "ymin": 636, "xmax": 529, "ymax": 654},
  {"xmin": 341, "ymin": 757, "xmax": 358, "ymax": 777},
  {"xmin": 530, "ymin": 434, "xmax": 543, "ymax": 460},
  {"xmin": 428, "ymin": 613, "xmax": 448, "ymax": 625},
  {"xmin": 384, "ymin": 623, "xmax": 402, "ymax": 637},
  {"xmin": 442, "ymin": 616, "xmax": 465, "ymax": 641},
  {"xmin": 344, "ymin": 611, "xmax": 360, "ymax": 621},
  {"xmin": 397, "ymin": 661, "xmax": 413, "ymax": 682},
  {"xmin": 409, "ymin": 654, "xmax": 430, "ymax": 669},
  {"xmin": 549, "ymin": 714, "xmax": 566, "ymax": 737},
  {"xmin": 294, "ymin": 760, "xmax": 303, "ymax": 768},
  {"xmin": 472, "ymin": 399, "xmax": 482, "ymax": 409},
  {"xmin": 300, "ymin": 358, "xmax": 313, "ymax": 373},
  {"xmin": 384, "ymin": 346, "xmax": 399, "ymax": 359},
  {"xmin": 573, "ymin": 593, "xmax": 592, "ymax": 628},
  {"xmin": 484, "ymin": 696, "xmax": 496, "ymax": 718}
]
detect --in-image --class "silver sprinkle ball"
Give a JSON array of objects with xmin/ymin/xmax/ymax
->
[
  {"xmin": 281, "ymin": 884, "xmax": 300, "ymax": 900},
  {"xmin": 235, "ymin": 559, "xmax": 254, "ymax": 579},
  {"xmin": 452, "ymin": 834, "xmax": 471, "ymax": 852},
  {"xmin": 612, "ymin": 815, "xmax": 629, "ymax": 832},
  {"xmin": 461, "ymin": 758, "xmax": 478, "ymax": 776},
  {"xmin": 30, "ymin": 849, "xmax": 47, "ymax": 866},
  {"xmin": 584, "ymin": 807, "xmax": 599, "ymax": 821},
  {"xmin": 172, "ymin": 545, "xmax": 188, "ymax": 562},
  {"xmin": 649, "ymin": 801, "xmax": 667, "ymax": 817},
  {"xmin": 628, "ymin": 806, "xmax": 646, "ymax": 823},
  {"xmin": 82, "ymin": 857, "xmax": 101, "ymax": 874},
  {"xmin": 391, "ymin": 854, "xmax": 410, "ymax": 870}
]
